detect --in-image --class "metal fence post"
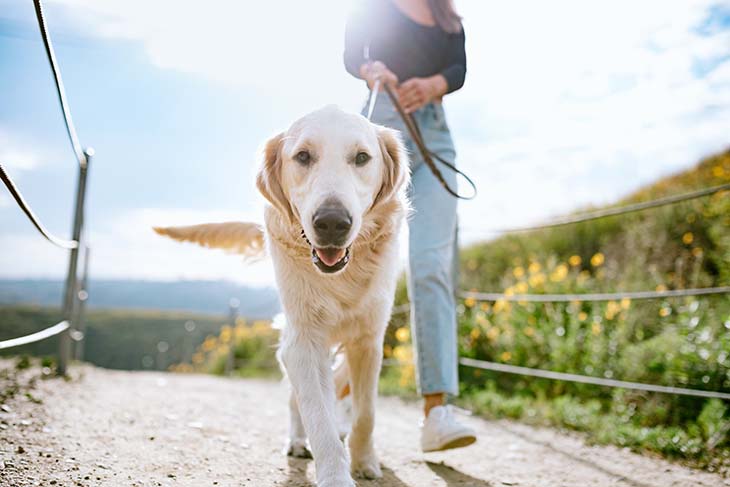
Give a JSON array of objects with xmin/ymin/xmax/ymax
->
[
  {"xmin": 224, "ymin": 298, "xmax": 240, "ymax": 376},
  {"xmin": 58, "ymin": 148, "xmax": 93, "ymax": 375},
  {"xmin": 73, "ymin": 245, "xmax": 90, "ymax": 361}
]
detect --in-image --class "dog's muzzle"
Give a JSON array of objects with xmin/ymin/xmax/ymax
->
[{"xmin": 303, "ymin": 200, "xmax": 353, "ymax": 274}]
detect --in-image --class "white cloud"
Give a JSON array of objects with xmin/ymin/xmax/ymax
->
[
  {"xmin": 0, "ymin": 129, "xmax": 41, "ymax": 171},
  {"xmin": 49, "ymin": 0, "xmax": 365, "ymax": 114},
  {"xmin": 448, "ymin": 0, "xmax": 730, "ymax": 242}
]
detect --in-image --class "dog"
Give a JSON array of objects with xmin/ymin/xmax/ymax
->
[{"xmin": 154, "ymin": 105, "xmax": 409, "ymax": 487}]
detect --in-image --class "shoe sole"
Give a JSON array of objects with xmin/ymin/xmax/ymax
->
[{"xmin": 423, "ymin": 434, "xmax": 477, "ymax": 453}]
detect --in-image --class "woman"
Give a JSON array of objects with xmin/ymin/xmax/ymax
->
[{"xmin": 341, "ymin": 0, "xmax": 476, "ymax": 452}]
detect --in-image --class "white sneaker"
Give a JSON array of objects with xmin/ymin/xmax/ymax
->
[{"xmin": 420, "ymin": 405, "xmax": 477, "ymax": 452}]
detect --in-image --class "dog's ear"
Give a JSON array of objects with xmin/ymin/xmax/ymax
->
[
  {"xmin": 373, "ymin": 125, "xmax": 409, "ymax": 207},
  {"xmin": 256, "ymin": 132, "xmax": 295, "ymax": 223}
]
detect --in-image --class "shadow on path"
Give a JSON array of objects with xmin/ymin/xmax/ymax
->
[
  {"xmin": 426, "ymin": 461, "xmax": 493, "ymax": 486},
  {"xmin": 493, "ymin": 422, "xmax": 656, "ymax": 487}
]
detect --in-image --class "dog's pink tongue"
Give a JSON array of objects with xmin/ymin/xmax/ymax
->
[{"xmin": 315, "ymin": 248, "xmax": 345, "ymax": 266}]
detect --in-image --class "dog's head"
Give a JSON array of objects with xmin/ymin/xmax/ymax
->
[{"xmin": 256, "ymin": 105, "xmax": 408, "ymax": 275}]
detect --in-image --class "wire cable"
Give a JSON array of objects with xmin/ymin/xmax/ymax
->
[
  {"xmin": 0, "ymin": 321, "xmax": 69, "ymax": 350},
  {"xmin": 459, "ymin": 286, "xmax": 730, "ymax": 303},
  {"xmin": 31, "ymin": 0, "xmax": 87, "ymax": 168},
  {"xmin": 458, "ymin": 357, "xmax": 730, "ymax": 400},
  {"xmin": 492, "ymin": 183, "xmax": 730, "ymax": 234},
  {"xmin": 0, "ymin": 162, "xmax": 78, "ymax": 249}
]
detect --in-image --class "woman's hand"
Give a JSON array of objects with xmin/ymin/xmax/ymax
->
[
  {"xmin": 360, "ymin": 61, "xmax": 398, "ymax": 91},
  {"xmin": 397, "ymin": 75, "xmax": 448, "ymax": 113}
]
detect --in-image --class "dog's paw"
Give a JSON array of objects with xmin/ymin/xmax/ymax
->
[
  {"xmin": 351, "ymin": 455, "xmax": 382, "ymax": 479},
  {"xmin": 285, "ymin": 439, "xmax": 312, "ymax": 459}
]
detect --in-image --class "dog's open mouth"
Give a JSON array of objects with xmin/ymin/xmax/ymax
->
[{"xmin": 311, "ymin": 246, "xmax": 350, "ymax": 274}]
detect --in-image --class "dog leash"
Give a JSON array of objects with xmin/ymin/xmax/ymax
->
[{"xmin": 363, "ymin": 65, "xmax": 476, "ymax": 199}]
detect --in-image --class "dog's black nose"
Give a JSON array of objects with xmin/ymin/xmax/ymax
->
[{"xmin": 312, "ymin": 203, "xmax": 352, "ymax": 246}]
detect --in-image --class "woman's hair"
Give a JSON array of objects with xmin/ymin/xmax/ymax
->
[{"xmin": 427, "ymin": 0, "xmax": 462, "ymax": 34}]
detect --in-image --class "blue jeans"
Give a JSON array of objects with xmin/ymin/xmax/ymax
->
[{"xmin": 365, "ymin": 95, "xmax": 459, "ymax": 396}]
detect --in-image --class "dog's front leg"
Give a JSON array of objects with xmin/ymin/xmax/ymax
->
[
  {"xmin": 346, "ymin": 337, "xmax": 383, "ymax": 479},
  {"xmin": 280, "ymin": 333, "xmax": 354, "ymax": 487}
]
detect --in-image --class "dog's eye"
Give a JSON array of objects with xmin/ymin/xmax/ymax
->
[
  {"xmin": 295, "ymin": 150, "xmax": 311, "ymax": 165},
  {"xmin": 354, "ymin": 152, "xmax": 371, "ymax": 167}
]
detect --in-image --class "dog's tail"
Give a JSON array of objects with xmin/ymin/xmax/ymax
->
[{"xmin": 153, "ymin": 222, "xmax": 265, "ymax": 258}]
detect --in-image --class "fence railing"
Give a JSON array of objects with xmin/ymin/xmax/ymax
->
[
  {"xmin": 387, "ymin": 169, "xmax": 730, "ymax": 400},
  {"xmin": 0, "ymin": 0, "xmax": 92, "ymax": 375}
]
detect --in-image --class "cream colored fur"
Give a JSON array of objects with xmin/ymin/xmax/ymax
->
[{"xmin": 154, "ymin": 106, "xmax": 409, "ymax": 487}]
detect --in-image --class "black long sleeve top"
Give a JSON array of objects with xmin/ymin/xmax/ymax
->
[{"xmin": 344, "ymin": 0, "xmax": 466, "ymax": 94}]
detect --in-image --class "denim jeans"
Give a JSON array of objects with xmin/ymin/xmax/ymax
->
[{"xmin": 365, "ymin": 95, "xmax": 459, "ymax": 396}]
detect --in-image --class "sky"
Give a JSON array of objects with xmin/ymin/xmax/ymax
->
[{"xmin": 1, "ymin": 0, "xmax": 729, "ymax": 288}]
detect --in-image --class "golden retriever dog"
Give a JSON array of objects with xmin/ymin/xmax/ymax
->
[{"xmin": 154, "ymin": 105, "xmax": 409, "ymax": 487}]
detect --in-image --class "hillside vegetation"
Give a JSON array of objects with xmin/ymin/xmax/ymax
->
[
  {"xmin": 0, "ymin": 306, "xmax": 228, "ymax": 370},
  {"xmin": 383, "ymin": 149, "xmax": 730, "ymax": 468}
]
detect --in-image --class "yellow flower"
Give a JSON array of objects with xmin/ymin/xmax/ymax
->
[
  {"xmin": 493, "ymin": 299, "xmax": 509, "ymax": 314},
  {"xmin": 713, "ymin": 165, "xmax": 726, "ymax": 178},
  {"xmin": 513, "ymin": 266, "xmax": 525, "ymax": 278},
  {"xmin": 528, "ymin": 273, "xmax": 545, "ymax": 287},
  {"xmin": 590, "ymin": 252, "xmax": 605, "ymax": 267},
  {"xmin": 487, "ymin": 326, "xmax": 500, "ymax": 341},
  {"xmin": 475, "ymin": 312, "xmax": 489, "ymax": 326},
  {"xmin": 500, "ymin": 351, "xmax": 512, "ymax": 362},
  {"xmin": 550, "ymin": 264, "xmax": 569, "ymax": 282},
  {"xmin": 692, "ymin": 247, "xmax": 703, "ymax": 257},
  {"xmin": 504, "ymin": 286, "xmax": 515, "ymax": 297},
  {"xmin": 568, "ymin": 255, "xmax": 582, "ymax": 267},
  {"xmin": 578, "ymin": 311, "xmax": 588, "ymax": 321},
  {"xmin": 201, "ymin": 336, "xmax": 217, "ymax": 352},
  {"xmin": 528, "ymin": 262, "xmax": 542, "ymax": 274},
  {"xmin": 659, "ymin": 307, "xmax": 671, "ymax": 317},
  {"xmin": 464, "ymin": 297, "xmax": 476, "ymax": 308},
  {"xmin": 592, "ymin": 322, "xmax": 602, "ymax": 335},
  {"xmin": 395, "ymin": 327, "xmax": 410, "ymax": 343},
  {"xmin": 656, "ymin": 284, "xmax": 667, "ymax": 292},
  {"xmin": 605, "ymin": 300, "xmax": 621, "ymax": 320},
  {"xmin": 620, "ymin": 297, "xmax": 631, "ymax": 310},
  {"xmin": 470, "ymin": 327, "xmax": 481, "ymax": 340},
  {"xmin": 383, "ymin": 344, "xmax": 392, "ymax": 357},
  {"xmin": 480, "ymin": 302, "xmax": 491, "ymax": 312},
  {"xmin": 393, "ymin": 345, "xmax": 412, "ymax": 361},
  {"xmin": 514, "ymin": 281, "xmax": 528, "ymax": 294},
  {"xmin": 682, "ymin": 232, "xmax": 694, "ymax": 245},
  {"xmin": 219, "ymin": 325, "xmax": 232, "ymax": 344},
  {"xmin": 523, "ymin": 326, "xmax": 535, "ymax": 337}
]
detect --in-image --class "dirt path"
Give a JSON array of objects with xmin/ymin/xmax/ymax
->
[{"xmin": 1, "ymin": 365, "xmax": 727, "ymax": 487}]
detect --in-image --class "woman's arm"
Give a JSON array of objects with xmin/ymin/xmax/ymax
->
[
  {"xmin": 440, "ymin": 29, "xmax": 467, "ymax": 93},
  {"xmin": 397, "ymin": 28, "xmax": 466, "ymax": 113}
]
